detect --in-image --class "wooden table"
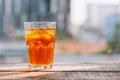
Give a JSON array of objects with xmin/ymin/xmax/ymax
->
[{"xmin": 0, "ymin": 61, "xmax": 120, "ymax": 80}]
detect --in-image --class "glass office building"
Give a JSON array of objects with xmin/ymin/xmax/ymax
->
[{"xmin": 0, "ymin": 0, "xmax": 70, "ymax": 39}]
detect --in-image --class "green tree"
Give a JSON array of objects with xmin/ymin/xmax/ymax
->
[{"xmin": 108, "ymin": 23, "xmax": 120, "ymax": 53}]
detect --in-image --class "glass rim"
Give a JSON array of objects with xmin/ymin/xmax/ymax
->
[
  {"xmin": 24, "ymin": 22, "xmax": 56, "ymax": 24},
  {"xmin": 24, "ymin": 22, "xmax": 56, "ymax": 29}
]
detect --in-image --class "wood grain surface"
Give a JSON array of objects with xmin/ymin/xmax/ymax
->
[{"xmin": 0, "ymin": 61, "xmax": 120, "ymax": 80}]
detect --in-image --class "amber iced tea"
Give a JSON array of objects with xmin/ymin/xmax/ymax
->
[{"xmin": 24, "ymin": 22, "xmax": 56, "ymax": 70}]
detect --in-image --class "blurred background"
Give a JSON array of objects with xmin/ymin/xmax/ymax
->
[{"xmin": 0, "ymin": 0, "xmax": 120, "ymax": 63}]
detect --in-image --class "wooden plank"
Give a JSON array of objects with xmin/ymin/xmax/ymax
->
[
  {"xmin": 0, "ymin": 61, "xmax": 120, "ymax": 72},
  {"xmin": 0, "ymin": 72, "xmax": 119, "ymax": 80},
  {"xmin": 0, "ymin": 61, "xmax": 120, "ymax": 80}
]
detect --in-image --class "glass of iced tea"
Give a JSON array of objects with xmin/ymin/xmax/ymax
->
[{"xmin": 24, "ymin": 22, "xmax": 56, "ymax": 70}]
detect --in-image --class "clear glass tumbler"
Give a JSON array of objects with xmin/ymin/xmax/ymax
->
[{"xmin": 24, "ymin": 22, "xmax": 56, "ymax": 70}]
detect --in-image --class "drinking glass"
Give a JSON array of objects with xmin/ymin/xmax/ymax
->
[{"xmin": 24, "ymin": 22, "xmax": 56, "ymax": 70}]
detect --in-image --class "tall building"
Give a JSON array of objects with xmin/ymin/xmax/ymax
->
[
  {"xmin": 0, "ymin": 0, "xmax": 70, "ymax": 39},
  {"xmin": 70, "ymin": 0, "xmax": 120, "ymax": 41},
  {"xmin": 0, "ymin": 0, "xmax": 4, "ymax": 36}
]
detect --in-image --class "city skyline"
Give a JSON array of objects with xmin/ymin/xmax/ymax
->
[{"xmin": 0, "ymin": 0, "xmax": 70, "ymax": 38}]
